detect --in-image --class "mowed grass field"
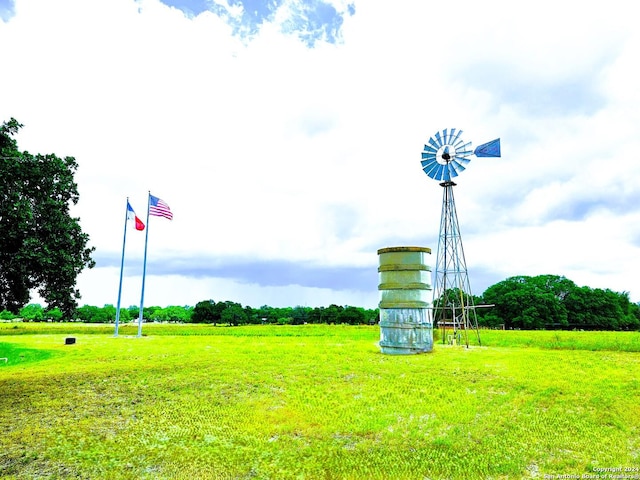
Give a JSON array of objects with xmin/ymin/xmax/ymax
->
[{"xmin": 1, "ymin": 324, "xmax": 639, "ymax": 479}]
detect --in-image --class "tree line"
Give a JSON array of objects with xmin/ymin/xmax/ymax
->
[
  {"xmin": 3, "ymin": 302, "xmax": 380, "ymax": 326},
  {"xmin": 438, "ymin": 274, "xmax": 640, "ymax": 331},
  {"xmin": 5, "ymin": 274, "xmax": 640, "ymax": 331}
]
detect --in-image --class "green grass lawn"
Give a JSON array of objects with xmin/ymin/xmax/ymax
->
[{"xmin": 1, "ymin": 324, "xmax": 639, "ymax": 479}]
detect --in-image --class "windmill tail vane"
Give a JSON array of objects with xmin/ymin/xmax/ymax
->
[{"xmin": 474, "ymin": 138, "xmax": 501, "ymax": 157}]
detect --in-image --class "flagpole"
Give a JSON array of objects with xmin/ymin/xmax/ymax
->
[
  {"xmin": 137, "ymin": 191, "xmax": 151, "ymax": 337},
  {"xmin": 115, "ymin": 198, "xmax": 129, "ymax": 337}
]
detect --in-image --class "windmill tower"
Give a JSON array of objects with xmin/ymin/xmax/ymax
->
[{"xmin": 420, "ymin": 129, "xmax": 500, "ymax": 347}]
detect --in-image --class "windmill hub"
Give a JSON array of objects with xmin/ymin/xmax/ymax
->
[{"xmin": 439, "ymin": 145, "xmax": 453, "ymax": 163}]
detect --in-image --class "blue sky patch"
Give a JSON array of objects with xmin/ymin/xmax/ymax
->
[
  {"xmin": 158, "ymin": 0, "xmax": 354, "ymax": 47},
  {"xmin": 0, "ymin": 0, "xmax": 15, "ymax": 22},
  {"xmin": 161, "ymin": 0, "xmax": 212, "ymax": 17}
]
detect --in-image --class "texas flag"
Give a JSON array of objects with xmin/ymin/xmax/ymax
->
[{"xmin": 127, "ymin": 201, "xmax": 145, "ymax": 231}]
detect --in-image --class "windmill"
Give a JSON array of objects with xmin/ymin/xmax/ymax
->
[{"xmin": 421, "ymin": 128, "xmax": 500, "ymax": 347}]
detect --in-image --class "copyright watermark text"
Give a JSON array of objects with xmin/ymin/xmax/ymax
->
[{"xmin": 543, "ymin": 467, "xmax": 640, "ymax": 479}]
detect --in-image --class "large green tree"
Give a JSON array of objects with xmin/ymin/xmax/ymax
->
[
  {"xmin": 482, "ymin": 275, "xmax": 571, "ymax": 329},
  {"xmin": 564, "ymin": 287, "xmax": 640, "ymax": 330},
  {"xmin": 191, "ymin": 300, "xmax": 218, "ymax": 323},
  {"xmin": 336, "ymin": 306, "xmax": 366, "ymax": 325},
  {"xmin": 0, "ymin": 118, "xmax": 95, "ymax": 317},
  {"xmin": 220, "ymin": 302, "xmax": 247, "ymax": 326},
  {"xmin": 480, "ymin": 274, "xmax": 640, "ymax": 330}
]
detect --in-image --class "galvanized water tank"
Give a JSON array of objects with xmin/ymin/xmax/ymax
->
[{"xmin": 378, "ymin": 246, "xmax": 433, "ymax": 354}]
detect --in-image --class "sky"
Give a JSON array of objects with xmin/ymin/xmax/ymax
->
[{"xmin": 1, "ymin": 0, "xmax": 640, "ymax": 310}]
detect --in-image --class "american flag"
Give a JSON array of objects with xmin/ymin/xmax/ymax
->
[{"xmin": 149, "ymin": 194, "xmax": 173, "ymax": 220}]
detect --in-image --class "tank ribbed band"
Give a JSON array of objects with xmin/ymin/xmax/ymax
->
[{"xmin": 377, "ymin": 246, "xmax": 432, "ymax": 254}]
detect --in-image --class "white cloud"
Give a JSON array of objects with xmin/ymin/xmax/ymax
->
[{"xmin": 3, "ymin": 0, "xmax": 640, "ymax": 309}]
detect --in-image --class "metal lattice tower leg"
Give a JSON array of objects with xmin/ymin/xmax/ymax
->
[{"xmin": 432, "ymin": 181, "xmax": 481, "ymax": 347}]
